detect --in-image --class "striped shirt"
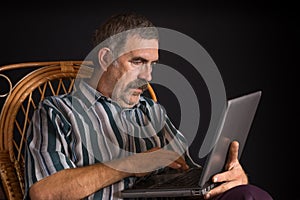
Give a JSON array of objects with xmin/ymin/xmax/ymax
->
[{"xmin": 24, "ymin": 80, "xmax": 199, "ymax": 200}]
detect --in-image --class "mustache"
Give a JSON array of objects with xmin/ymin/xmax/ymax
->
[{"xmin": 127, "ymin": 79, "xmax": 149, "ymax": 91}]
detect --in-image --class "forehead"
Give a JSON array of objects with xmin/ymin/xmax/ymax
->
[{"xmin": 121, "ymin": 35, "xmax": 159, "ymax": 57}]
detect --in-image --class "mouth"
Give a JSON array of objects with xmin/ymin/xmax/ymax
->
[
  {"xmin": 129, "ymin": 84, "xmax": 148, "ymax": 96},
  {"xmin": 126, "ymin": 81, "xmax": 149, "ymax": 95}
]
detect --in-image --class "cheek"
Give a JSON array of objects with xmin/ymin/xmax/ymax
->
[
  {"xmin": 113, "ymin": 60, "xmax": 140, "ymax": 86},
  {"xmin": 113, "ymin": 70, "xmax": 135, "ymax": 92},
  {"xmin": 121, "ymin": 68, "xmax": 140, "ymax": 82}
]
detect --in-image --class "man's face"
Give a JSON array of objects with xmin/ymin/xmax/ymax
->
[{"xmin": 108, "ymin": 36, "xmax": 159, "ymax": 108}]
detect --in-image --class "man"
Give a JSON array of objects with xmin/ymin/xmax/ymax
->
[{"xmin": 24, "ymin": 12, "xmax": 273, "ymax": 199}]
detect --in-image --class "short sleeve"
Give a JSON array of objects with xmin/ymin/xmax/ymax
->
[{"xmin": 24, "ymin": 97, "xmax": 76, "ymax": 197}]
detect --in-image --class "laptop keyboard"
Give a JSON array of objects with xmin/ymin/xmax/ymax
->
[{"xmin": 151, "ymin": 167, "xmax": 202, "ymax": 188}]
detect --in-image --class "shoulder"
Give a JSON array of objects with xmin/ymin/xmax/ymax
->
[{"xmin": 37, "ymin": 93, "xmax": 72, "ymax": 111}]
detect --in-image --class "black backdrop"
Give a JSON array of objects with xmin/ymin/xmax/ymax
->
[{"xmin": 0, "ymin": 2, "xmax": 297, "ymax": 199}]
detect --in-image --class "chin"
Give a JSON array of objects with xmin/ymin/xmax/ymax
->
[
  {"xmin": 127, "ymin": 95, "xmax": 140, "ymax": 107},
  {"xmin": 118, "ymin": 95, "xmax": 140, "ymax": 108}
]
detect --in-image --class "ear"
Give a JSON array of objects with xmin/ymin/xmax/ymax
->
[{"xmin": 98, "ymin": 47, "xmax": 113, "ymax": 71}]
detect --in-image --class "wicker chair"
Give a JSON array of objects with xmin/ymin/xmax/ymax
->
[{"xmin": 0, "ymin": 61, "xmax": 157, "ymax": 200}]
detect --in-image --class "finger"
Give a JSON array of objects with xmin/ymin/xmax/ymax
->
[
  {"xmin": 174, "ymin": 156, "xmax": 189, "ymax": 170},
  {"xmin": 204, "ymin": 183, "xmax": 227, "ymax": 199},
  {"xmin": 166, "ymin": 153, "xmax": 189, "ymax": 170},
  {"xmin": 146, "ymin": 149, "xmax": 188, "ymax": 170},
  {"xmin": 212, "ymin": 169, "xmax": 235, "ymax": 183},
  {"xmin": 157, "ymin": 149, "xmax": 189, "ymax": 170},
  {"xmin": 204, "ymin": 181, "xmax": 236, "ymax": 199},
  {"xmin": 212, "ymin": 163, "xmax": 246, "ymax": 184},
  {"xmin": 225, "ymin": 141, "xmax": 239, "ymax": 170},
  {"xmin": 168, "ymin": 162, "xmax": 184, "ymax": 169},
  {"xmin": 168, "ymin": 162, "xmax": 189, "ymax": 171},
  {"xmin": 204, "ymin": 178, "xmax": 246, "ymax": 199}
]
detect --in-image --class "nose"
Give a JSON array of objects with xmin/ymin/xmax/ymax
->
[{"xmin": 137, "ymin": 63, "xmax": 152, "ymax": 82}]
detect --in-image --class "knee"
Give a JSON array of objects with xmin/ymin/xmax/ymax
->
[{"xmin": 217, "ymin": 184, "xmax": 273, "ymax": 200}]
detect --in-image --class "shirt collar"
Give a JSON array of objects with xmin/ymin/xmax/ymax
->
[{"xmin": 72, "ymin": 80, "xmax": 106, "ymax": 109}]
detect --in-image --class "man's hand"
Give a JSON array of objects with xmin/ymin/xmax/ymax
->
[
  {"xmin": 107, "ymin": 147, "xmax": 189, "ymax": 177},
  {"xmin": 204, "ymin": 141, "xmax": 248, "ymax": 199}
]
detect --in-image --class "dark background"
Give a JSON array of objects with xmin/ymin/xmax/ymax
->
[{"xmin": 0, "ymin": 2, "xmax": 297, "ymax": 199}]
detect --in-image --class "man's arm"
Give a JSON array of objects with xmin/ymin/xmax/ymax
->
[
  {"xmin": 29, "ymin": 147, "xmax": 189, "ymax": 200},
  {"xmin": 29, "ymin": 162, "xmax": 129, "ymax": 200}
]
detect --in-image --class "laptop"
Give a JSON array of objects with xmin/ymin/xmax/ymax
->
[{"xmin": 121, "ymin": 90, "xmax": 262, "ymax": 199}]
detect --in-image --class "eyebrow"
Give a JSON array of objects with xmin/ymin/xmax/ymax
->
[{"xmin": 130, "ymin": 56, "xmax": 159, "ymax": 63}]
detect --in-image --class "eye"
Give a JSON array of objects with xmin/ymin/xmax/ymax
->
[
  {"xmin": 129, "ymin": 58, "xmax": 158, "ymax": 68},
  {"xmin": 130, "ymin": 60, "xmax": 144, "ymax": 66},
  {"xmin": 130, "ymin": 58, "xmax": 147, "ymax": 68}
]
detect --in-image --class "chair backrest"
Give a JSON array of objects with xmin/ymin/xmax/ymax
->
[{"xmin": 0, "ymin": 61, "xmax": 157, "ymax": 200}]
